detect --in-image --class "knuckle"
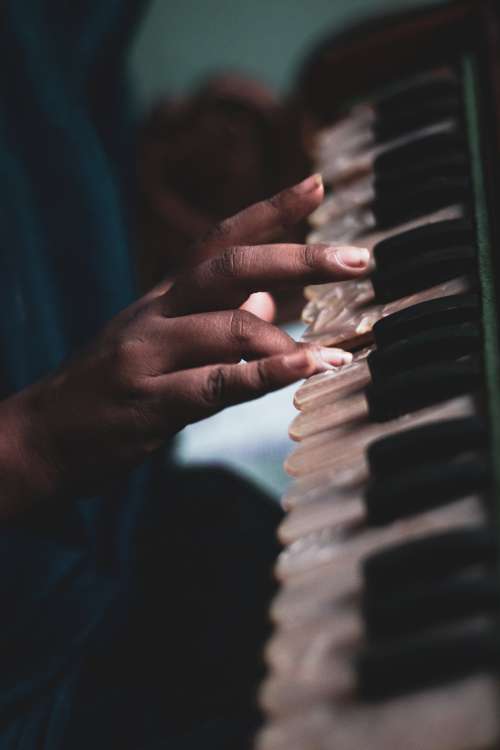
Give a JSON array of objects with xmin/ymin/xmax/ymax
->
[
  {"xmin": 254, "ymin": 358, "xmax": 271, "ymax": 390},
  {"xmin": 228, "ymin": 309, "xmax": 256, "ymax": 345},
  {"xmin": 111, "ymin": 338, "xmax": 141, "ymax": 369},
  {"xmin": 207, "ymin": 218, "xmax": 232, "ymax": 244},
  {"xmin": 110, "ymin": 339, "xmax": 151, "ymax": 398},
  {"xmin": 120, "ymin": 375, "xmax": 151, "ymax": 403},
  {"xmin": 265, "ymin": 194, "xmax": 293, "ymax": 230},
  {"xmin": 201, "ymin": 366, "xmax": 228, "ymax": 407},
  {"xmin": 301, "ymin": 244, "xmax": 320, "ymax": 271},
  {"xmin": 210, "ymin": 246, "xmax": 242, "ymax": 279}
]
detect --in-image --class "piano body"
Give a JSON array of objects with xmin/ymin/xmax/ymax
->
[{"xmin": 258, "ymin": 2, "xmax": 500, "ymax": 748}]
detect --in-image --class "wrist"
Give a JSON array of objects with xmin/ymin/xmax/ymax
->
[{"xmin": 0, "ymin": 390, "xmax": 61, "ymax": 518}]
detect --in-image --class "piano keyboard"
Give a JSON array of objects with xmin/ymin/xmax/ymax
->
[{"xmin": 257, "ymin": 3, "xmax": 500, "ymax": 749}]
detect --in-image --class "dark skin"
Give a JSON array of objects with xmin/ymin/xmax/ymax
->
[{"xmin": 0, "ymin": 175, "xmax": 369, "ymax": 519}]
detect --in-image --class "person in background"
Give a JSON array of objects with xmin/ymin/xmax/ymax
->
[
  {"xmin": 137, "ymin": 72, "xmax": 311, "ymax": 321},
  {"xmin": 0, "ymin": 2, "xmax": 369, "ymax": 748}
]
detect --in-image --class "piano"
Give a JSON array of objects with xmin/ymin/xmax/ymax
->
[{"xmin": 257, "ymin": 2, "xmax": 500, "ymax": 748}]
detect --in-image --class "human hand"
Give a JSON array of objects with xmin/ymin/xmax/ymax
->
[{"xmin": 0, "ymin": 176, "xmax": 369, "ymax": 515}]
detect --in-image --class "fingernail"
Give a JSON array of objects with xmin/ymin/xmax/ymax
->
[
  {"xmin": 319, "ymin": 347, "xmax": 353, "ymax": 367},
  {"xmin": 310, "ymin": 348, "xmax": 352, "ymax": 372},
  {"xmin": 295, "ymin": 173, "xmax": 323, "ymax": 194},
  {"xmin": 329, "ymin": 245, "xmax": 370, "ymax": 268},
  {"xmin": 282, "ymin": 350, "xmax": 310, "ymax": 371}
]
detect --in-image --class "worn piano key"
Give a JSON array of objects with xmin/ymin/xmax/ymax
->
[
  {"xmin": 279, "ymin": 490, "xmax": 365, "ymax": 545},
  {"xmin": 266, "ymin": 525, "xmax": 498, "ymax": 740},
  {"xmin": 309, "ymin": 171, "xmax": 467, "ymax": 243},
  {"xmin": 295, "ymin": 294, "xmax": 480, "ymax": 408},
  {"xmin": 283, "ymin": 463, "xmax": 368, "ymax": 510},
  {"xmin": 320, "ymin": 119, "xmax": 456, "ymax": 186},
  {"xmin": 362, "ymin": 525, "xmax": 496, "ymax": 591},
  {"xmin": 313, "ymin": 71, "xmax": 457, "ymax": 158},
  {"xmin": 308, "ymin": 242, "xmax": 475, "ymax": 334},
  {"xmin": 362, "ymin": 572, "xmax": 500, "ymax": 639},
  {"xmin": 308, "ymin": 222, "xmax": 475, "ymax": 334},
  {"xmin": 260, "ymin": 6, "xmax": 500, "ymax": 745},
  {"xmin": 299, "ymin": 322, "xmax": 480, "ymax": 422},
  {"xmin": 371, "ymin": 243, "xmax": 475, "ymax": 302},
  {"xmin": 357, "ymin": 620, "xmax": 499, "ymax": 701},
  {"xmin": 257, "ymin": 675, "xmax": 500, "ymax": 750},
  {"xmin": 375, "ymin": 128, "xmax": 464, "ymax": 176},
  {"xmin": 310, "ymin": 176, "xmax": 375, "ymax": 227},
  {"xmin": 285, "ymin": 395, "xmax": 474, "ymax": 476},
  {"xmin": 301, "ymin": 277, "xmax": 468, "ymax": 348},
  {"xmin": 307, "ymin": 202, "xmax": 464, "ymax": 246},
  {"xmin": 315, "ymin": 86, "xmax": 460, "ymax": 168},
  {"xmin": 367, "ymin": 414, "xmax": 487, "ymax": 476},
  {"xmin": 265, "ymin": 611, "xmax": 495, "ymax": 708},
  {"xmin": 279, "ymin": 493, "xmax": 365, "ymax": 547},
  {"xmin": 367, "ymin": 358, "xmax": 480, "ymax": 420},
  {"xmin": 283, "ymin": 419, "xmax": 487, "ymax": 542},
  {"xmin": 290, "ymin": 390, "xmax": 370, "ymax": 439},
  {"xmin": 280, "ymin": 453, "xmax": 489, "ymax": 544},
  {"xmin": 302, "ymin": 275, "xmax": 472, "ymax": 344},
  {"xmin": 367, "ymin": 320, "xmax": 481, "ymax": 380},
  {"xmin": 374, "ymin": 73, "xmax": 458, "ymax": 118},
  {"xmin": 321, "ymin": 176, "xmax": 470, "ymax": 244},
  {"xmin": 293, "ymin": 356, "xmax": 373, "ymax": 412},
  {"xmin": 290, "ymin": 359, "xmax": 480, "ymax": 440},
  {"xmin": 275, "ymin": 495, "xmax": 485, "ymax": 616},
  {"xmin": 277, "ymin": 492, "xmax": 485, "ymax": 580},
  {"xmin": 371, "ymin": 290, "xmax": 479, "ymax": 345},
  {"xmin": 365, "ymin": 454, "xmax": 490, "ymax": 525},
  {"xmin": 311, "ymin": 136, "xmax": 467, "ymax": 227},
  {"xmin": 317, "ymin": 78, "xmax": 461, "ymax": 175},
  {"xmin": 273, "ymin": 500, "xmax": 486, "ymax": 633},
  {"xmin": 373, "ymin": 217, "xmax": 474, "ymax": 269}
]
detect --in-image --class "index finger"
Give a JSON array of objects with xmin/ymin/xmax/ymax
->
[
  {"xmin": 195, "ymin": 174, "xmax": 324, "ymax": 261},
  {"xmin": 160, "ymin": 243, "xmax": 370, "ymax": 317}
]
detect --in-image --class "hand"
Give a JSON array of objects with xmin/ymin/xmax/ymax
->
[{"xmin": 0, "ymin": 175, "xmax": 369, "ymax": 517}]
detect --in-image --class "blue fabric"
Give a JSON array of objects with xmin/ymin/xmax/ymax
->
[
  {"xmin": 0, "ymin": 0, "xmax": 146, "ymax": 388},
  {"xmin": 0, "ymin": 1, "xmax": 161, "ymax": 746}
]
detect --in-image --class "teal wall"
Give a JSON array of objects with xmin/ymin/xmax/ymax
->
[{"xmin": 130, "ymin": 0, "xmax": 444, "ymax": 109}]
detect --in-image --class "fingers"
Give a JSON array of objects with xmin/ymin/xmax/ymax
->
[
  {"xmin": 137, "ymin": 310, "xmax": 352, "ymax": 373},
  {"xmin": 160, "ymin": 243, "xmax": 370, "ymax": 316},
  {"xmin": 154, "ymin": 346, "xmax": 339, "ymax": 427},
  {"xmin": 194, "ymin": 174, "xmax": 324, "ymax": 261},
  {"xmin": 149, "ymin": 310, "xmax": 296, "ymax": 371}
]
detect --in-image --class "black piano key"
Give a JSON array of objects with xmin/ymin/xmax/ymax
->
[
  {"xmin": 362, "ymin": 573, "xmax": 500, "ymax": 639},
  {"xmin": 374, "ymin": 95, "xmax": 460, "ymax": 142},
  {"xmin": 364, "ymin": 454, "xmax": 490, "ymax": 526},
  {"xmin": 372, "ymin": 292, "xmax": 480, "ymax": 347},
  {"xmin": 374, "ymin": 130, "xmax": 465, "ymax": 177},
  {"xmin": 375, "ymin": 77, "xmax": 459, "ymax": 119},
  {"xmin": 376, "ymin": 151, "xmax": 468, "ymax": 193},
  {"xmin": 372, "ymin": 176, "xmax": 470, "ymax": 231},
  {"xmin": 356, "ymin": 621, "xmax": 499, "ymax": 700},
  {"xmin": 365, "ymin": 359, "xmax": 481, "ymax": 423},
  {"xmin": 367, "ymin": 321, "xmax": 481, "ymax": 382},
  {"xmin": 367, "ymin": 416, "xmax": 487, "ymax": 477},
  {"xmin": 373, "ymin": 218, "xmax": 474, "ymax": 271},
  {"xmin": 362, "ymin": 526, "xmax": 497, "ymax": 592},
  {"xmin": 371, "ymin": 245, "xmax": 476, "ymax": 303}
]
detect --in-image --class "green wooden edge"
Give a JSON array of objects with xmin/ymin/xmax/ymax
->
[{"xmin": 462, "ymin": 54, "xmax": 500, "ymax": 520}]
